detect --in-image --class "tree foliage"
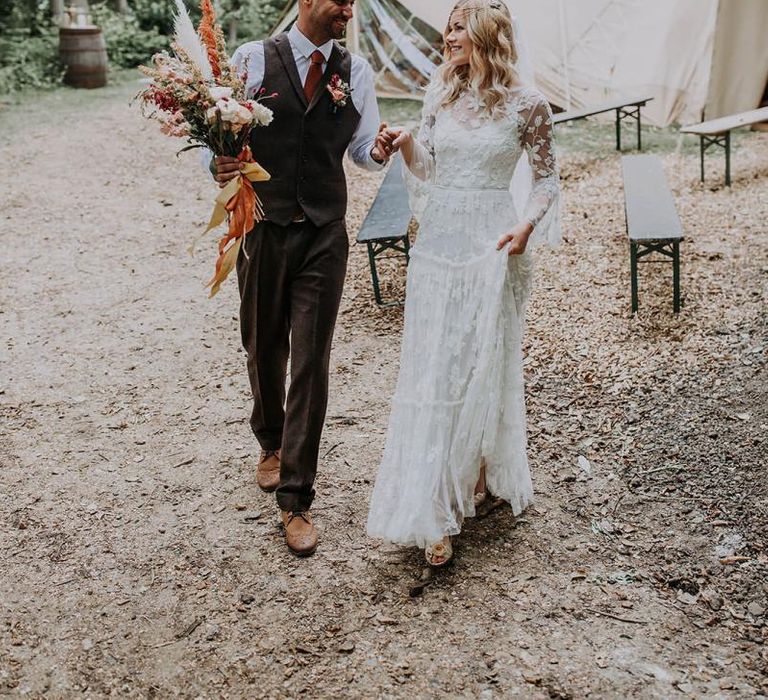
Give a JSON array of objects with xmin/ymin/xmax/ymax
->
[
  {"xmin": 0, "ymin": 0, "xmax": 62, "ymax": 92},
  {"xmin": 0, "ymin": 0, "xmax": 290, "ymax": 92}
]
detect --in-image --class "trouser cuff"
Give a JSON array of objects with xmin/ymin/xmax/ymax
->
[
  {"xmin": 254, "ymin": 430, "xmax": 282, "ymax": 452},
  {"xmin": 276, "ymin": 491, "xmax": 314, "ymax": 514}
]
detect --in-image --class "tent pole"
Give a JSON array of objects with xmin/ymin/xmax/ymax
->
[
  {"xmin": 557, "ymin": 0, "xmax": 572, "ymax": 110},
  {"xmin": 271, "ymin": 3, "xmax": 298, "ymax": 36},
  {"xmin": 349, "ymin": 5, "xmax": 361, "ymax": 54}
]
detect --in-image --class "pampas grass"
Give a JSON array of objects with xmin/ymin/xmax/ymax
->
[{"xmin": 173, "ymin": 0, "xmax": 213, "ymax": 81}]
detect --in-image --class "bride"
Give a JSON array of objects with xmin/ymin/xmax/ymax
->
[{"xmin": 367, "ymin": 0, "xmax": 561, "ymax": 566}]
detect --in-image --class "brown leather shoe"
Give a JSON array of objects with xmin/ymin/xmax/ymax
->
[
  {"xmin": 281, "ymin": 510, "xmax": 318, "ymax": 557},
  {"xmin": 256, "ymin": 450, "xmax": 281, "ymax": 492}
]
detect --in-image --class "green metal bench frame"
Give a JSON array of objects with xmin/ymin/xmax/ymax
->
[
  {"xmin": 622, "ymin": 155, "xmax": 685, "ymax": 315},
  {"xmin": 553, "ymin": 96, "xmax": 653, "ymax": 151},
  {"xmin": 698, "ymin": 132, "xmax": 731, "ymax": 186},
  {"xmin": 629, "ymin": 239, "xmax": 682, "ymax": 314},
  {"xmin": 364, "ymin": 235, "xmax": 411, "ymax": 308},
  {"xmin": 356, "ymin": 156, "xmax": 413, "ymax": 307},
  {"xmin": 681, "ymin": 107, "xmax": 768, "ymax": 188}
]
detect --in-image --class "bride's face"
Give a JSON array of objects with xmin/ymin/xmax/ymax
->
[{"xmin": 445, "ymin": 12, "xmax": 472, "ymax": 67}]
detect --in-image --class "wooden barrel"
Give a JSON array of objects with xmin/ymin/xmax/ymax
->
[{"xmin": 59, "ymin": 27, "xmax": 108, "ymax": 89}]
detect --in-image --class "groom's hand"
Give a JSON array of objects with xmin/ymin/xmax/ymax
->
[
  {"xmin": 371, "ymin": 122, "xmax": 396, "ymax": 163},
  {"xmin": 213, "ymin": 156, "xmax": 241, "ymax": 188}
]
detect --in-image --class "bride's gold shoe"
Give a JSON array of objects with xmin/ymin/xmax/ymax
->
[
  {"xmin": 474, "ymin": 459, "xmax": 488, "ymax": 508},
  {"xmin": 425, "ymin": 536, "xmax": 453, "ymax": 567}
]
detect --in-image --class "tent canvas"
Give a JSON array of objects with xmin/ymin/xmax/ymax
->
[
  {"xmin": 273, "ymin": 0, "xmax": 768, "ymax": 126},
  {"xmin": 272, "ymin": 0, "xmax": 443, "ymax": 98}
]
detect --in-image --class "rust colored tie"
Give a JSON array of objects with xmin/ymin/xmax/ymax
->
[{"xmin": 303, "ymin": 49, "xmax": 325, "ymax": 102}]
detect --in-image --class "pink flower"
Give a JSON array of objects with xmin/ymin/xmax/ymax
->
[
  {"xmin": 326, "ymin": 74, "xmax": 351, "ymax": 111},
  {"xmin": 158, "ymin": 110, "xmax": 190, "ymax": 137}
]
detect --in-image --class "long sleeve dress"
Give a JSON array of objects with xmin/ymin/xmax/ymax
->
[{"xmin": 366, "ymin": 81, "xmax": 561, "ymax": 549}]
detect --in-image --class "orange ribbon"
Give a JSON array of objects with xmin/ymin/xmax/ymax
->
[{"xmin": 200, "ymin": 146, "xmax": 270, "ymax": 297}]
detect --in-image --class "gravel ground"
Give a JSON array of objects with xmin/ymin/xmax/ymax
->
[{"xmin": 1, "ymin": 78, "xmax": 766, "ymax": 698}]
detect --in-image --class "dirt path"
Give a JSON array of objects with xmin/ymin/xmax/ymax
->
[{"xmin": 1, "ymin": 80, "xmax": 766, "ymax": 698}]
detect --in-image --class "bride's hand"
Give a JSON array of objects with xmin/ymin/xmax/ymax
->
[
  {"xmin": 497, "ymin": 222, "xmax": 534, "ymax": 256},
  {"xmin": 380, "ymin": 127, "xmax": 410, "ymax": 155},
  {"xmin": 389, "ymin": 128, "xmax": 412, "ymax": 152}
]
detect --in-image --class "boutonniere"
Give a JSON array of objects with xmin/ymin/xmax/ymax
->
[{"xmin": 327, "ymin": 73, "xmax": 352, "ymax": 113}]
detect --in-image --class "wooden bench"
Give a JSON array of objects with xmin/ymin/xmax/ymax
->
[
  {"xmin": 621, "ymin": 155, "xmax": 684, "ymax": 314},
  {"xmin": 680, "ymin": 106, "xmax": 768, "ymax": 187},
  {"xmin": 356, "ymin": 156, "xmax": 413, "ymax": 307},
  {"xmin": 553, "ymin": 96, "xmax": 654, "ymax": 151}
]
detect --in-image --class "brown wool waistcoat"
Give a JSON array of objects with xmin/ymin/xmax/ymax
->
[{"xmin": 248, "ymin": 33, "xmax": 362, "ymax": 227}]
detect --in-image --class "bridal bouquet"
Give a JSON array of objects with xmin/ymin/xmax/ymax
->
[{"xmin": 137, "ymin": 0, "xmax": 274, "ymax": 296}]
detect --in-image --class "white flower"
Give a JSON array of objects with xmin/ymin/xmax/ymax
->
[
  {"xmin": 209, "ymin": 86, "xmax": 233, "ymax": 101},
  {"xmin": 246, "ymin": 101, "xmax": 274, "ymax": 127},
  {"xmin": 217, "ymin": 99, "xmax": 254, "ymax": 132}
]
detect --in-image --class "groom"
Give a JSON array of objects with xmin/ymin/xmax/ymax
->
[{"xmin": 214, "ymin": 0, "xmax": 392, "ymax": 556}]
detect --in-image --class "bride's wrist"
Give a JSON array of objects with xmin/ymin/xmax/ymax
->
[{"xmin": 519, "ymin": 221, "xmax": 534, "ymax": 236}]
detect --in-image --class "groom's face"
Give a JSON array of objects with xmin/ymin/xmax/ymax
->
[{"xmin": 306, "ymin": 0, "xmax": 355, "ymax": 41}]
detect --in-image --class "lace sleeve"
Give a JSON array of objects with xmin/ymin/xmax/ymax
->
[
  {"xmin": 521, "ymin": 96, "xmax": 559, "ymax": 227},
  {"xmin": 514, "ymin": 92, "xmax": 561, "ymax": 247},
  {"xmin": 401, "ymin": 78, "xmax": 441, "ymax": 220},
  {"xmin": 406, "ymin": 80, "xmax": 439, "ymax": 182}
]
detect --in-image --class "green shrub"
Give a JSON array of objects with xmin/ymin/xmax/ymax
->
[
  {"xmin": 130, "ymin": 0, "xmax": 178, "ymax": 34},
  {"xmin": 0, "ymin": 0, "xmax": 64, "ymax": 93},
  {"xmin": 219, "ymin": 0, "xmax": 287, "ymax": 45},
  {"xmin": 0, "ymin": 0, "xmax": 291, "ymax": 92},
  {"xmin": 90, "ymin": 2, "xmax": 168, "ymax": 68},
  {"xmin": 0, "ymin": 26, "xmax": 63, "ymax": 93}
]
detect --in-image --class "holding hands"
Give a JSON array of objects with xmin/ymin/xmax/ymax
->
[{"xmin": 372, "ymin": 123, "xmax": 411, "ymax": 162}]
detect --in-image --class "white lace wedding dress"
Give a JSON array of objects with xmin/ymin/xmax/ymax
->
[{"xmin": 366, "ymin": 80, "xmax": 561, "ymax": 548}]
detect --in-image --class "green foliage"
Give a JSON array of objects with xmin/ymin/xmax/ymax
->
[
  {"xmin": 0, "ymin": 0, "xmax": 291, "ymax": 93},
  {"xmin": 91, "ymin": 0, "xmax": 290, "ymax": 69},
  {"xmin": 0, "ymin": 29, "xmax": 63, "ymax": 93},
  {"xmin": 0, "ymin": 0, "xmax": 49, "ymax": 34},
  {"xmin": 218, "ymin": 0, "xmax": 287, "ymax": 45},
  {"xmin": 90, "ymin": 2, "xmax": 168, "ymax": 67},
  {"xmin": 130, "ymin": 0, "xmax": 179, "ymax": 34},
  {"xmin": 0, "ymin": 0, "xmax": 63, "ymax": 94}
]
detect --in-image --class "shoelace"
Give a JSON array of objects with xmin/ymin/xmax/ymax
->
[{"xmin": 286, "ymin": 512, "xmax": 311, "ymax": 525}]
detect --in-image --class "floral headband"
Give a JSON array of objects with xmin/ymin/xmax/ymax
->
[{"xmin": 461, "ymin": 1, "xmax": 508, "ymax": 14}]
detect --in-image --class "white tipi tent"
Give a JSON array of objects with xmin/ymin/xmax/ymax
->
[
  {"xmin": 511, "ymin": 0, "xmax": 768, "ymax": 126},
  {"xmin": 272, "ymin": 0, "xmax": 443, "ymax": 98},
  {"xmin": 274, "ymin": 0, "xmax": 768, "ymax": 126}
]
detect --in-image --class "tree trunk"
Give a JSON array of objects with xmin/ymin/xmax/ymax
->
[
  {"xmin": 51, "ymin": 0, "xmax": 65, "ymax": 22},
  {"xmin": 117, "ymin": 0, "xmax": 128, "ymax": 13},
  {"xmin": 228, "ymin": 18, "xmax": 238, "ymax": 45}
]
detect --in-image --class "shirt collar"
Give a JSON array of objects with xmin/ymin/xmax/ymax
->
[{"xmin": 288, "ymin": 24, "xmax": 334, "ymax": 62}]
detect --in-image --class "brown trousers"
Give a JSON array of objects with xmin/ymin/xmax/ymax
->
[{"xmin": 236, "ymin": 219, "xmax": 348, "ymax": 513}]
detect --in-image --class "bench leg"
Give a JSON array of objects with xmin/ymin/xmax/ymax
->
[
  {"xmin": 672, "ymin": 241, "xmax": 681, "ymax": 314},
  {"xmin": 630, "ymin": 241, "xmax": 639, "ymax": 314},
  {"xmin": 725, "ymin": 130, "xmax": 731, "ymax": 187},
  {"xmin": 615, "ymin": 108, "xmax": 622, "ymax": 151},
  {"xmin": 637, "ymin": 108, "xmax": 642, "ymax": 151},
  {"xmin": 699, "ymin": 136, "xmax": 705, "ymax": 183},
  {"xmin": 366, "ymin": 241, "xmax": 384, "ymax": 306}
]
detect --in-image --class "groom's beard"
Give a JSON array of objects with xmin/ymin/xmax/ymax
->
[{"xmin": 328, "ymin": 18, "xmax": 348, "ymax": 40}]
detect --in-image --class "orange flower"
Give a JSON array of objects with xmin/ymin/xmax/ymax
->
[{"xmin": 199, "ymin": 0, "xmax": 221, "ymax": 78}]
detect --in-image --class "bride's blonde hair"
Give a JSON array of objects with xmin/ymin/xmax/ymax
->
[{"xmin": 438, "ymin": 0, "xmax": 519, "ymax": 115}]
